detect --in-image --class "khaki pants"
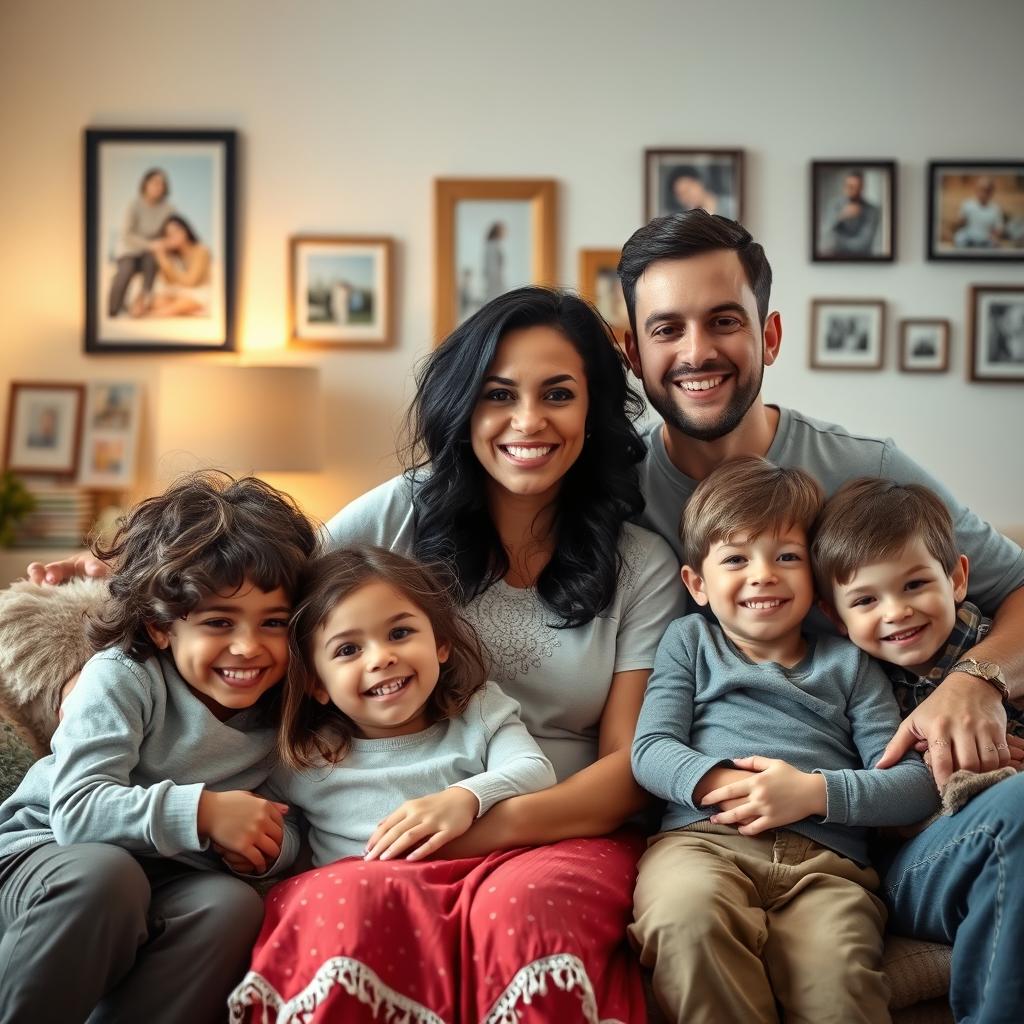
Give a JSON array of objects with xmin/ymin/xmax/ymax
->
[{"xmin": 629, "ymin": 824, "xmax": 890, "ymax": 1024}]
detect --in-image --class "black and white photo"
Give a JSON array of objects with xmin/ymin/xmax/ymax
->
[
  {"xmin": 810, "ymin": 299, "xmax": 885, "ymax": 370},
  {"xmin": 969, "ymin": 285, "xmax": 1024, "ymax": 381},
  {"xmin": 899, "ymin": 320, "xmax": 950, "ymax": 373}
]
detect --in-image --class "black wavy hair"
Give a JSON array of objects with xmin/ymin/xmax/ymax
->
[{"xmin": 403, "ymin": 286, "xmax": 646, "ymax": 628}]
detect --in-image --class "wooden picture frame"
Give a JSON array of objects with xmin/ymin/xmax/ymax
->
[
  {"xmin": 289, "ymin": 235, "xmax": 395, "ymax": 348},
  {"xmin": 434, "ymin": 178, "xmax": 557, "ymax": 342},
  {"xmin": 968, "ymin": 284, "xmax": 1024, "ymax": 382},
  {"xmin": 77, "ymin": 380, "xmax": 143, "ymax": 487},
  {"xmin": 928, "ymin": 161, "xmax": 1024, "ymax": 261},
  {"xmin": 811, "ymin": 160, "xmax": 896, "ymax": 262},
  {"xmin": 899, "ymin": 319, "xmax": 950, "ymax": 373},
  {"xmin": 85, "ymin": 128, "xmax": 237, "ymax": 353},
  {"xmin": 577, "ymin": 248, "xmax": 628, "ymax": 346},
  {"xmin": 4, "ymin": 381, "xmax": 86, "ymax": 477},
  {"xmin": 809, "ymin": 299, "xmax": 886, "ymax": 370},
  {"xmin": 644, "ymin": 148, "xmax": 744, "ymax": 223}
]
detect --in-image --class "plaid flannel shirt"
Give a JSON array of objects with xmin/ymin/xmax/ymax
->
[{"xmin": 889, "ymin": 600, "xmax": 1024, "ymax": 739}]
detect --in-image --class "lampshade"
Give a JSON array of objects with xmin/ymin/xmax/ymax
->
[{"xmin": 156, "ymin": 365, "xmax": 323, "ymax": 473}]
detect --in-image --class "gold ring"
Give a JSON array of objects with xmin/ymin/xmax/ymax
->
[{"xmin": 997, "ymin": 743, "xmax": 1010, "ymax": 751}]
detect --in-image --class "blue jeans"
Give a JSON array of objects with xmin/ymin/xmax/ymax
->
[{"xmin": 881, "ymin": 772, "xmax": 1024, "ymax": 1024}]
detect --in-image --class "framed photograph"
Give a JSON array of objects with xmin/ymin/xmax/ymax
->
[
  {"xmin": 928, "ymin": 162, "xmax": 1024, "ymax": 261},
  {"xmin": 4, "ymin": 382, "xmax": 85, "ymax": 477},
  {"xmin": 85, "ymin": 128, "xmax": 236, "ymax": 353},
  {"xmin": 578, "ymin": 248, "xmax": 628, "ymax": 346},
  {"xmin": 899, "ymin": 320, "xmax": 950, "ymax": 373},
  {"xmin": 968, "ymin": 285, "xmax": 1024, "ymax": 382},
  {"xmin": 434, "ymin": 178, "xmax": 557, "ymax": 341},
  {"xmin": 811, "ymin": 161, "xmax": 896, "ymax": 262},
  {"xmin": 809, "ymin": 299, "xmax": 886, "ymax": 370},
  {"xmin": 289, "ymin": 236, "xmax": 394, "ymax": 347},
  {"xmin": 644, "ymin": 148, "xmax": 744, "ymax": 223},
  {"xmin": 77, "ymin": 381, "xmax": 142, "ymax": 487}
]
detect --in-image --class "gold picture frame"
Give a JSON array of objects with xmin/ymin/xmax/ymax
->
[
  {"xmin": 434, "ymin": 178, "xmax": 557, "ymax": 343},
  {"xmin": 577, "ymin": 248, "xmax": 628, "ymax": 349},
  {"xmin": 289, "ymin": 235, "xmax": 395, "ymax": 348}
]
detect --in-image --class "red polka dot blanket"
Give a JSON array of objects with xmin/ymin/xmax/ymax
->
[{"xmin": 228, "ymin": 833, "xmax": 646, "ymax": 1024}]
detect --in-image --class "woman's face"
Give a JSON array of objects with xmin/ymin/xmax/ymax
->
[
  {"xmin": 469, "ymin": 325, "xmax": 589, "ymax": 505},
  {"xmin": 143, "ymin": 173, "xmax": 167, "ymax": 202},
  {"xmin": 162, "ymin": 220, "xmax": 188, "ymax": 249}
]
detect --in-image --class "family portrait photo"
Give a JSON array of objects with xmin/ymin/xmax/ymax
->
[
  {"xmin": 644, "ymin": 148, "xmax": 744, "ymax": 222},
  {"xmin": 434, "ymin": 178, "xmax": 556, "ymax": 340},
  {"xmin": 970, "ymin": 285, "xmax": 1024, "ymax": 381},
  {"xmin": 810, "ymin": 298, "xmax": 886, "ymax": 369},
  {"xmin": 289, "ymin": 236, "xmax": 393, "ymax": 348},
  {"xmin": 811, "ymin": 161, "xmax": 895, "ymax": 261},
  {"xmin": 928, "ymin": 162, "xmax": 1024, "ymax": 261},
  {"xmin": 85, "ymin": 129, "xmax": 236, "ymax": 352},
  {"xmin": 76, "ymin": 380, "xmax": 142, "ymax": 487}
]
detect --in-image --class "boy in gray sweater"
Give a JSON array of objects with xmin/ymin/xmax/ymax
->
[
  {"xmin": 0, "ymin": 473, "xmax": 318, "ymax": 1024},
  {"xmin": 629, "ymin": 456, "xmax": 939, "ymax": 1024}
]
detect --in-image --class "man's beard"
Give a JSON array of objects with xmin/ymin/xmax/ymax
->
[{"xmin": 644, "ymin": 361, "xmax": 764, "ymax": 443}]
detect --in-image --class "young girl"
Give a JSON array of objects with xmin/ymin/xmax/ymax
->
[
  {"xmin": 0, "ymin": 472, "xmax": 318, "ymax": 1024},
  {"xmin": 229, "ymin": 546, "xmax": 556, "ymax": 1023}
]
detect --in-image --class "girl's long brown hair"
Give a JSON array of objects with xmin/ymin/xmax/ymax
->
[{"xmin": 280, "ymin": 546, "xmax": 487, "ymax": 770}]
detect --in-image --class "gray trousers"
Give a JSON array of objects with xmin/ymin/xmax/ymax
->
[{"xmin": 0, "ymin": 842, "xmax": 265, "ymax": 1024}]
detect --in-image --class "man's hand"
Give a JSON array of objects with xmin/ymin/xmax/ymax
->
[
  {"xmin": 26, "ymin": 552, "xmax": 109, "ymax": 585},
  {"xmin": 876, "ymin": 673, "xmax": 1009, "ymax": 786},
  {"xmin": 364, "ymin": 787, "xmax": 479, "ymax": 862},
  {"xmin": 700, "ymin": 756, "xmax": 827, "ymax": 835},
  {"xmin": 197, "ymin": 790, "xmax": 289, "ymax": 875}
]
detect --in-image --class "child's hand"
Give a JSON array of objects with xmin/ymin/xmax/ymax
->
[
  {"xmin": 700, "ymin": 756, "xmax": 827, "ymax": 835},
  {"xmin": 364, "ymin": 787, "xmax": 480, "ymax": 862},
  {"xmin": 197, "ymin": 790, "xmax": 289, "ymax": 875},
  {"xmin": 211, "ymin": 841, "xmax": 262, "ymax": 875}
]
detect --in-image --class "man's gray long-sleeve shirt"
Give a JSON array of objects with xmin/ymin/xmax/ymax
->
[{"xmin": 632, "ymin": 615, "xmax": 939, "ymax": 865}]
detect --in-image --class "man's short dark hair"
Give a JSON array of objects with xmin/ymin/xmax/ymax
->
[{"xmin": 617, "ymin": 210, "xmax": 772, "ymax": 335}]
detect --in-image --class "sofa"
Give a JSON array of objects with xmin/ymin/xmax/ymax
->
[{"xmin": 0, "ymin": 577, "xmax": 954, "ymax": 1022}]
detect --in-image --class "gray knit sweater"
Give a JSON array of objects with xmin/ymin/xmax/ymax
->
[{"xmin": 632, "ymin": 615, "xmax": 940, "ymax": 864}]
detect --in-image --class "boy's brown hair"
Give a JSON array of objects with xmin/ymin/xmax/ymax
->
[
  {"xmin": 681, "ymin": 456, "xmax": 824, "ymax": 568},
  {"xmin": 87, "ymin": 471, "xmax": 319, "ymax": 662},
  {"xmin": 280, "ymin": 546, "xmax": 488, "ymax": 770},
  {"xmin": 811, "ymin": 477, "xmax": 959, "ymax": 600}
]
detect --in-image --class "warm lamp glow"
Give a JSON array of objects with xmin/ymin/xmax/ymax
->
[{"xmin": 156, "ymin": 365, "xmax": 323, "ymax": 474}]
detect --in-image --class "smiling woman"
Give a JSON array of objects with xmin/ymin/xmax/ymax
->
[{"xmin": 233, "ymin": 288, "xmax": 687, "ymax": 1024}]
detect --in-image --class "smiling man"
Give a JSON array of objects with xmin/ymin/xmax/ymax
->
[{"xmin": 617, "ymin": 210, "xmax": 1024, "ymax": 1024}]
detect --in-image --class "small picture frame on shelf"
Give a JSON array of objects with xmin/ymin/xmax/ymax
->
[
  {"xmin": 289, "ymin": 236, "xmax": 394, "ymax": 347},
  {"xmin": 811, "ymin": 160, "xmax": 896, "ymax": 262},
  {"xmin": 809, "ymin": 299, "xmax": 886, "ymax": 370},
  {"xmin": 77, "ymin": 381, "xmax": 143, "ymax": 487},
  {"xmin": 968, "ymin": 284, "xmax": 1024, "ymax": 382},
  {"xmin": 644, "ymin": 148, "xmax": 744, "ymax": 223},
  {"xmin": 899, "ymin": 320, "xmax": 950, "ymax": 373},
  {"xmin": 4, "ymin": 382, "xmax": 85, "ymax": 477}
]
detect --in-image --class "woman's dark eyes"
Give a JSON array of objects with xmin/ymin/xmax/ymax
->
[
  {"xmin": 544, "ymin": 388, "xmax": 574, "ymax": 402},
  {"xmin": 483, "ymin": 388, "xmax": 513, "ymax": 401},
  {"xmin": 481, "ymin": 388, "xmax": 574, "ymax": 402}
]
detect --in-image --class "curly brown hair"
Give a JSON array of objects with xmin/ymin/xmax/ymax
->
[
  {"xmin": 87, "ymin": 472, "xmax": 319, "ymax": 662},
  {"xmin": 280, "ymin": 546, "xmax": 488, "ymax": 771}
]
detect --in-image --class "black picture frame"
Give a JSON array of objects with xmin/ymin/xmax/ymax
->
[
  {"xmin": 927, "ymin": 161, "xmax": 1024, "ymax": 262},
  {"xmin": 810, "ymin": 160, "xmax": 896, "ymax": 263},
  {"xmin": 84, "ymin": 128, "xmax": 237, "ymax": 353},
  {"xmin": 968, "ymin": 285, "xmax": 1024, "ymax": 382}
]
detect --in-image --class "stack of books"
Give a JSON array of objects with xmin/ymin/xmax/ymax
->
[{"xmin": 12, "ymin": 485, "xmax": 95, "ymax": 549}]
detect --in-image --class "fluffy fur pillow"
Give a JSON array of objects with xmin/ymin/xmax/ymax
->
[{"xmin": 0, "ymin": 578, "xmax": 110, "ymax": 758}]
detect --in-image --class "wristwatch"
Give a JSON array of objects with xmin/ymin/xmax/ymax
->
[{"xmin": 950, "ymin": 658, "xmax": 1010, "ymax": 700}]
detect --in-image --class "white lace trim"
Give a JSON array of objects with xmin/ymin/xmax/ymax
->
[
  {"xmin": 480, "ymin": 953, "xmax": 625, "ymax": 1024},
  {"xmin": 227, "ymin": 957, "xmax": 446, "ymax": 1024}
]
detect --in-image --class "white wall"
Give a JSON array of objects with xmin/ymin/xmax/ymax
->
[{"xmin": 1, "ymin": 0, "xmax": 1022, "ymax": 527}]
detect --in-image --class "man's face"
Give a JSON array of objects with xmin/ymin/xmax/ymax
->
[
  {"xmin": 624, "ymin": 250, "xmax": 777, "ymax": 442},
  {"xmin": 843, "ymin": 174, "xmax": 864, "ymax": 199},
  {"xmin": 977, "ymin": 177, "xmax": 995, "ymax": 202}
]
